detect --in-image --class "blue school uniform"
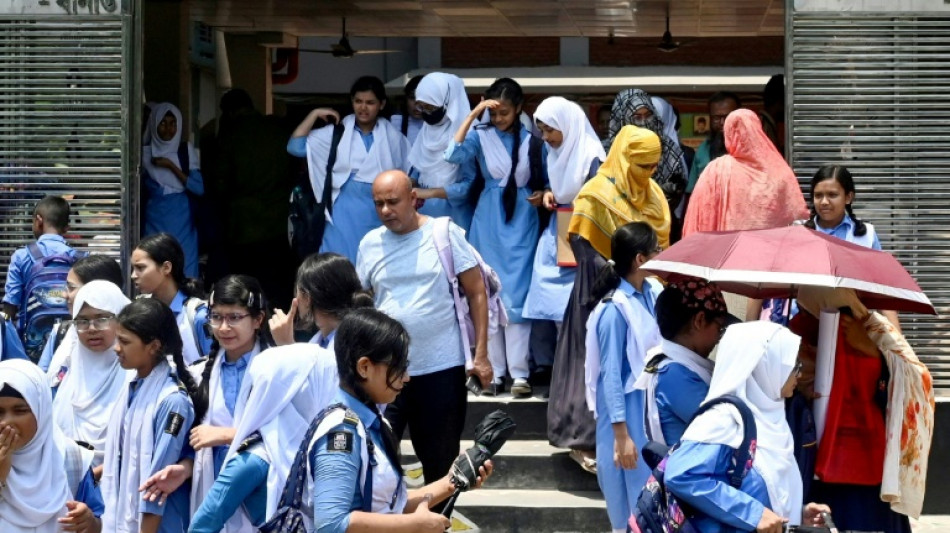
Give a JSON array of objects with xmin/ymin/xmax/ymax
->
[
  {"xmin": 210, "ymin": 348, "xmax": 256, "ymax": 475},
  {"xmin": 75, "ymin": 469, "xmax": 106, "ymax": 516},
  {"xmin": 522, "ymin": 158, "xmax": 601, "ymax": 321},
  {"xmin": 143, "ymin": 161, "xmax": 204, "ymax": 279},
  {"xmin": 3, "ymin": 234, "xmax": 79, "ymax": 309},
  {"xmin": 170, "ymin": 291, "xmax": 212, "ymax": 365},
  {"xmin": 593, "ymin": 278, "xmax": 659, "ymax": 530},
  {"xmin": 189, "ymin": 446, "xmax": 269, "ymax": 532},
  {"xmin": 654, "ymin": 359, "xmax": 711, "ymax": 446},
  {"xmin": 444, "ymin": 125, "xmax": 543, "ymax": 322},
  {"xmin": 664, "ymin": 440, "xmax": 771, "ymax": 532},
  {"xmin": 412, "ymin": 167, "xmax": 475, "ymax": 233},
  {"xmin": 1, "ymin": 319, "xmax": 28, "ymax": 361},
  {"xmin": 813, "ymin": 213, "xmax": 881, "ymax": 250}
]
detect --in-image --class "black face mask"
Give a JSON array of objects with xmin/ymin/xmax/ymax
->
[{"xmin": 421, "ymin": 106, "xmax": 447, "ymax": 126}]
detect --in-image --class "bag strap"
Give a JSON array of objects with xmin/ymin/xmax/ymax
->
[
  {"xmin": 430, "ymin": 217, "xmax": 473, "ymax": 360},
  {"xmin": 323, "ymin": 123, "xmax": 346, "ymax": 215},
  {"xmin": 527, "ymin": 135, "xmax": 545, "ymax": 192},
  {"xmin": 276, "ymin": 402, "xmax": 347, "ymax": 510},
  {"xmin": 688, "ymin": 394, "xmax": 758, "ymax": 488},
  {"xmin": 183, "ymin": 298, "xmax": 206, "ymax": 358},
  {"xmin": 400, "ymin": 112, "xmax": 409, "ymax": 136},
  {"xmin": 177, "ymin": 142, "xmax": 190, "ymax": 173},
  {"xmin": 27, "ymin": 242, "xmax": 44, "ymax": 262}
]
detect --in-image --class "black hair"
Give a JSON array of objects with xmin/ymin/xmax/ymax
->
[
  {"xmin": 335, "ymin": 308, "xmax": 409, "ymax": 404},
  {"xmin": 404, "ymin": 75, "xmax": 424, "ymax": 98},
  {"xmin": 220, "ymin": 88, "xmax": 254, "ymax": 114},
  {"xmin": 135, "ymin": 233, "xmax": 206, "ymax": 299},
  {"xmin": 484, "ymin": 78, "xmax": 526, "ymax": 223},
  {"xmin": 763, "ymin": 74, "xmax": 785, "ymax": 109},
  {"xmin": 35, "ymin": 195, "xmax": 70, "ymax": 232},
  {"xmin": 708, "ymin": 91, "xmax": 742, "ymax": 109},
  {"xmin": 672, "ymin": 105, "xmax": 682, "ymax": 131},
  {"xmin": 0, "ymin": 383, "xmax": 24, "ymax": 399},
  {"xmin": 350, "ymin": 75, "xmax": 387, "ymax": 105},
  {"xmin": 586, "ymin": 222, "xmax": 659, "ymax": 309},
  {"xmin": 804, "ymin": 165, "xmax": 867, "ymax": 236},
  {"xmin": 194, "ymin": 275, "xmax": 274, "ymax": 423},
  {"xmin": 655, "ymin": 285, "xmax": 719, "ymax": 341},
  {"xmin": 296, "ymin": 253, "xmax": 373, "ymax": 321},
  {"xmin": 72, "ymin": 255, "xmax": 124, "ymax": 287},
  {"xmin": 116, "ymin": 299, "xmax": 200, "ymax": 426}
]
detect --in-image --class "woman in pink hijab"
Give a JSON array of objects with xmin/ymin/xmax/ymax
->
[{"xmin": 683, "ymin": 109, "xmax": 808, "ymax": 238}]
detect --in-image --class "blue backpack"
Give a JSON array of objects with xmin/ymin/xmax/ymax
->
[
  {"xmin": 630, "ymin": 394, "xmax": 757, "ymax": 533},
  {"xmin": 18, "ymin": 243, "xmax": 84, "ymax": 363}
]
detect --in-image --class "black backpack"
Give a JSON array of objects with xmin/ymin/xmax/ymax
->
[{"xmin": 288, "ymin": 123, "xmax": 345, "ymax": 259}]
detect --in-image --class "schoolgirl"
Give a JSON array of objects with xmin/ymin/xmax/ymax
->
[
  {"xmin": 187, "ymin": 342, "xmax": 339, "ymax": 532},
  {"xmin": 389, "ymin": 75, "xmax": 425, "ymax": 145},
  {"xmin": 38, "ymin": 254, "xmax": 124, "ymax": 372},
  {"xmin": 408, "ymin": 72, "xmax": 475, "ymax": 231},
  {"xmin": 310, "ymin": 308, "xmax": 493, "ymax": 533},
  {"xmin": 582, "ymin": 222, "xmax": 663, "ymax": 532},
  {"xmin": 0, "ymin": 359, "xmax": 105, "ymax": 533},
  {"xmin": 288, "ymin": 76, "xmax": 411, "ymax": 263},
  {"xmin": 634, "ymin": 279, "xmax": 732, "ymax": 447},
  {"xmin": 442, "ymin": 78, "xmax": 544, "ymax": 397},
  {"xmin": 142, "ymin": 102, "xmax": 204, "ymax": 278},
  {"xmin": 664, "ymin": 322, "xmax": 832, "ymax": 533},
  {"xmin": 522, "ymin": 96, "xmax": 606, "ymax": 325},
  {"xmin": 51, "ymin": 280, "xmax": 132, "ymax": 467},
  {"xmin": 99, "ymin": 298, "xmax": 199, "ymax": 533},
  {"xmin": 269, "ymin": 252, "xmax": 374, "ymax": 350},
  {"xmin": 804, "ymin": 164, "xmax": 880, "ymax": 248},
  {"xmin": 131, "ymin": 232, "xmax": 212, "ymax": 365}
]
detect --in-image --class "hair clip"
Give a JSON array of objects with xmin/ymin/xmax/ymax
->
[{"xmin": 607, "ymin": 259, "xmax": 616, "ymax": 267}]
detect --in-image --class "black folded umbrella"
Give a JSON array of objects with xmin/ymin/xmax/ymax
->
[{"xmin": 443, "ymin": 410, "xmax": 517, "ymax": 518}]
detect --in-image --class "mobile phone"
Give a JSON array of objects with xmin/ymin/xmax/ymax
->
[{"xmin": 466, "ymin": 375, "xmax": 482, "ymax": 396}]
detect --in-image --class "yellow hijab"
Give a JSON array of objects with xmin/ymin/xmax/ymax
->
[{"xmin": 569, "ymin": 125, "xmax": 671, "ymax": 258}]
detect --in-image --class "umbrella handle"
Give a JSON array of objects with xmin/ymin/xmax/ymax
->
[{"xmin": 441, "ymin": 487, "xmax": 462, "ymax": 520}]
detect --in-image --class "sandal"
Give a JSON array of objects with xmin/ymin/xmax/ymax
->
[{"xmin": 569, "ymin": 449, "xmax": 598, "ymax": 475}]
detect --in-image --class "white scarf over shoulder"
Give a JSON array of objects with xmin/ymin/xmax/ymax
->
[
  {"xmin": 408, "ymin": 72, "xmax": 471, "ymax": 188},
  {"xmin": 226, "ymin": 344, "xmax": 340, "ymax": 520},
  {"xmin": 100, "ymin": 361, "xmax": 181, "ymax": 533},
  {"xmin": 476, "ymin": 126, "xmax": 531, "ymax": 187},
  {"xmin": 142, "ymin": 102, "xmax": 198, "ymax": 195},
  {"xmin": 682, "ymin": 321, "xmax": 803, "ymax": 525},
  {"xmin": 306, "ymin": 115, "xmax": 410, "ymax": 207},
  {"xmin": 0, "ymin": 360, "xmax": 72, "ymax": 533},
  {"xmin": 534, "ymin": 96, "xmax": 605, "ymax": 204},
  {"xmin": 52, "ymin": 281, "xmax": 133, "ymax": 462}
]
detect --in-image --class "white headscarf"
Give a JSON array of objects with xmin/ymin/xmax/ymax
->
[
  {"xmin": 651, "ymin": 96, "xmax": 690, "ymax": 179},
  {"xmin": 408, "ymin": 72, "xmax": 471, "ymax": 188},
  {"xmin": 143, "ymin": 102, "xmax": 197, "ymax": 194},
  {"xmin": 226, "ymin": 344, "xmax": 339, "ymax": 519},
  {"xmin": 0, "ymin": 360, "xmax": 72, "ymax": 533},
  {"xmin": 533, "ymin": 96, "xmax": 606, "ymax": 204},
  {"xmin": 305, "ymin": 115, "xmax": 410, "ymax": 207},
  {"xmin": 52, "ymin": 281, "xmax": 132, "ymax": 462},
  {"xmin": 681, "ymin": 321, "xmax": 803, "ymax": 524}
]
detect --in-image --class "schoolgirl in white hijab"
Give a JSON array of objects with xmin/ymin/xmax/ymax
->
[
  {"xmin": 52, "ymin": 280, "xmax": 132, "ymax": 466},
  {"xmin": 668, "ymin": 321, "xmax": 831, "ymax": 531},
  {"xmin": 0, "ymin": 359, "xmax": 101, "ymax": 533}
]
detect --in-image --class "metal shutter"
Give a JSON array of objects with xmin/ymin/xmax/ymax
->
[
  {"xmin": 788, "ymin": 11, "xmax": 950, "ymax": 392},
  {"xmin": 0, "ymin": 7, "xmax": 136, "ymax": 298}
]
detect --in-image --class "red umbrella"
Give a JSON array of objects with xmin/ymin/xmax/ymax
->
[{"xmin": 641, "ymin": 225, "xmax": 935, "ymax": 315}]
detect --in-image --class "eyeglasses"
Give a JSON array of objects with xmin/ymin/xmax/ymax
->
[
  {"xmin": 75, "ymin": 315, "xmax": 115, "ymax": 332},
  {"xmin": 209, "ymin": 312, "xmax": 252, "ymax": 328}
]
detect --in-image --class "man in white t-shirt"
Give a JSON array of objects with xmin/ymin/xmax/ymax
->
[{"xmin": 357, "ymin": 170, "xmax": 491, "ymax": 497}]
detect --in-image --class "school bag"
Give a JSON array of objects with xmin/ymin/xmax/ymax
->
[
  {"xmin": 288, "ymin": 123, "xmax": 345, "ymax": 259},
  {"xmin": 18, "ymin": 243, "xmax": 85, "ymax": 363},
  {"xmin": 629, "ymin": 394, "xmax": 757, "ymax": 533},
  {"xmin": 259, "ymin": 403, "xmax": 375, "ymax": 533},
  {"xmin": 431, "ymin": 217, "xmax": 508, "ymax": 368}
]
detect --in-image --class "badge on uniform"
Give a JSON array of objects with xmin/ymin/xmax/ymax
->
[
  {"xmin": 327, "ymin": 430, "xmax": 353, "ymax": 453},
  {"xmin": 164, "ymin": 412, "xmax": 185, "ymax": 437}
]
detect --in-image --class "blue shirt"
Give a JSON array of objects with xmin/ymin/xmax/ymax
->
[
  {"xmin": 76, "ymin": 468, "xmax": 106, "ymax": 517},
  {"xmin": 812, "ymin": 213, "xmax": 881, "ymax": 250},
  {"xmin": 595, "ymin": 278, "xmax": 658, "ymax": 423},
  {"xmin": 3, "ymin": 234, "xmax": 79, "ymax": 307},
  {"xmin": 310, "ymin": 329, "xmax": 336, "ymax": 349},
  {"xmin": 655, "ymin": 362, "xmax": 710, "ymax": 445},
  {"xmin": 1, "ymin": 319, "xmax": 28, "ymax": 361},
  {"xmin": 170, "ymin": 291, "xmax": 213, "ymax": 357},
  {"xmin": 189, "ymin": 447, "xmax": 269, "ymax": 532},
  {"xmin": 211, "ymin": 349, "xmax": 254, "ymax": 475},
  {"xmin": 665, "ymin": 440, "xmax": 771, "ymax": 532},
  {"xmin": 311, "ymin": 390, "xmax": 400, "ymax": 533}
]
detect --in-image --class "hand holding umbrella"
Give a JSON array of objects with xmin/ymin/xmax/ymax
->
[{"xmin": 442, "ymin": 410, "xmax": 517, "ymax": 519}]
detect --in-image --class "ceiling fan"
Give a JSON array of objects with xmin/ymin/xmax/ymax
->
[
  {"xmin": 657, "ymin": 4, "xmax": 680, "ymax": 52},
  {"xmin": 298, "ymin": 17, "xmax": 400, "ymax": 58}
]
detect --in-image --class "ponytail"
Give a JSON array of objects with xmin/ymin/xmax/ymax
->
[{"xmin": 585, "ymin": 222, "xmax": 658, "ymax": 309}]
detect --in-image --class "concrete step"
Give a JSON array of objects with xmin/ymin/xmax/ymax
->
[
  {"xmin": 464, "ymin": 388, "xmax": 549, "ymax": 441},
  {"xmin": 453, "ymin": 489, "xmax": 608, "ymax": 533},
  {"xmin": 401, "ymin": 440, "xmax": 601, "ymax": 492}
]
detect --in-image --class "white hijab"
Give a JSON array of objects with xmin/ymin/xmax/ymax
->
[
  {"xmin": 52, "ymin": 281, "xmax": 132, "ymax": 461},
  {"xmin": 681, "ymin": 321, "xmax": 803, "ymax": 524},
  {"xmin": 534, "ymin": 96, "xmax": 606, "ymax": 204},
  {"xmin": 226, "ymin": 344, "xmax": 339, "ymax": 520},
  {"xmin": 143, "ymin": 102, "xmax": 196, "ymax": 195},
  {"xmin": 0, "ymin": 360, "xmax": 72, "ymax": 533},
  {"xmin": 408, "ymin": 72, "xmax": 471, "ymax": 188},
  {"xmin": 305, "ymin": 114, "xmax": 410, "ymax": 207},
  {"xmin": 651, "ymin": 96, "xmax": 690, "ymax": 178}
]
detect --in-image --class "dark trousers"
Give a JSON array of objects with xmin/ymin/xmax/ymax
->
[{"xmin": 385, "ymin": 365, "xmax": 467, "ymax": 490}]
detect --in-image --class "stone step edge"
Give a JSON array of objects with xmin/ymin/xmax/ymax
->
[
  {"xmin": 455, "ymin": 489, "xmax": 606, "ymax": 509},
  {"xmin": 401, "ymin": 439, "xmax": 565, "ymax": 458}
]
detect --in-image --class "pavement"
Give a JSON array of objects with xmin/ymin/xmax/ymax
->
[{"xmin": 912, "ymin": 515, "xmax": 950, "ymax": 531}]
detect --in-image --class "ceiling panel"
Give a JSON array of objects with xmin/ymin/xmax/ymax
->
[{"xmin": 189, "ymin": 0, "xmax": 784, "ymax": 38}]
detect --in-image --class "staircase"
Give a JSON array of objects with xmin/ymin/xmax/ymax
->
[{"xmin": 402, "ymin": 389, "xmax": 611, "ymax": 533}]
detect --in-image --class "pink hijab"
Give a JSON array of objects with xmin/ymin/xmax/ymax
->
[{"xmin": 683, "ymin": 109, "xmax": 808, "ymax": 237}]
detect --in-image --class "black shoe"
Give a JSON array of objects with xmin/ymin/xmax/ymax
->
[
  {"xmin": 529, "ymin": 367, "xmax": 552, "ymax": 387},
  {"xmin": 482, "ymin": 380, "xmax": 506, "ymax": 396}
]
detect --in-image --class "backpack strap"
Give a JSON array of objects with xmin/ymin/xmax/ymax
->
[
  {"xmin": 183, "ymin": 297, "xmax": 206, "ymax": 358},
  {"xmin": 431, "ymin": 217, "xmax": 473, "ymax": 362},
  {"xmin": 688, "ymin": 394, "xmax": 758, "ymax": 488},
  {"xmin": 177, "ymin": 142, "xmax": 190, "ymax": 174},
  {"xmin": 527, "ymin": 135, "xmax": 545, "ymax": 192},
  {"xmin": 27, "ymin": 242, "xmax": 44, "ymax": 263},
  {"xmin": 400, "ymin": 112, "xmax": 409, "ymax": 136},
  {"xmin": 323, "ymin": 123, "xmax": 346, "ymax": 215}
]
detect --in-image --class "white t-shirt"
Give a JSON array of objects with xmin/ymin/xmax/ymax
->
[{"xmin": 357, "ymin": 217, "xmax": 477, "ymax": 376}]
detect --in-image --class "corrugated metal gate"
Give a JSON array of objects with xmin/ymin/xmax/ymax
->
[
  {"xmin": 0, "ymin": 1, "xmax": 139, "ymax": 294},
  {"xmin": 788, "ymin": 5, "xmax": 950, "ymax": 392}
]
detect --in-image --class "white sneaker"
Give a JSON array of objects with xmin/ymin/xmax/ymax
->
[{"xmin": 510, "ymin": 378, "xmax": 532, "ymax": 398}]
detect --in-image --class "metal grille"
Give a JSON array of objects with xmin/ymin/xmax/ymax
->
[
  {"xmin": 0, "ymin": 17, "xmax": 126, "ymax": 296},
  {"xmin": 788, "ymin": 13, "xmax": 950, "ymax": 392}
]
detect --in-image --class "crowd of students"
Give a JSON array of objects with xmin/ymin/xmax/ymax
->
[{"xmin": 0, "ymin": 70, "xmax": 934, "ymax": 533}]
